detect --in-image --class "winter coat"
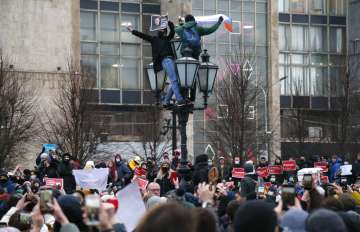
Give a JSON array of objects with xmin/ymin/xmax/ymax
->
[
  {"xmin": 218, "ymin": 165, "xmax": 232, "ymax": 181},
  {"xmin": 0, "ymin": 180, "xmax": 15, "ymax": 194},
  {"xmin": 240, "ymin": 176, "xmax": 257, "ymax": 200},
  {"xmin": 57, "ymin": 162, "xmax": 76, "ymax": 194},
  {"xmin": 352, "ymin": 161, "xmax": 360, "ymax": 179},
  {"xmin": 329, "ymin": 158, "xmax": 342, "ymax": 183},
  {"xmin": 155, "ymin": 173, "xmax": 174, "ymax": 196},
  {"xmin": 175, "ymin": 20, "xmax": 221, "ymax": 58},
  {"xmin": 132, "ymin": 21, "xmax": 175, "ymax": 72},
  {"xmin": 116, "ymin": 161, "xmax": 132, "ymax": 185},
  {"xmin": 193, "ymin": 154, "xmax": 210, "ymax": 186}
]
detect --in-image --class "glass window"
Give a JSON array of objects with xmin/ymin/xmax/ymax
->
[
  {"xmin": 280, "ymin": 65, "xmax": 291, "ymax": 95},
  {"xmin": 257, "ymin": 3, "xmax": 267, "ymax": 13},
  {"xmin": 230, "ymin": 1, "xmax": 241, "ymax": 12},
  {"xmin": 279, "ymin": 0, "xmax": 289, "ymax": 13},
  {"xmin": 310, "ymin": 54, "xmax": 328, "ymax": 65},
  {"xmin": 330, "ymin": 27, "xmax": 344, "ymax": 53},
  {"xmin": 217, "ymin": 26, "xmax": 229, "ymax": 43},
  {"xmin": 243, "ymin": 2, "xmax": 254, "ymax": 12},
  {"xmin": 330, "ymin": 55, "xmax": 345, "ymax": 66},
  {"xmin": 121, "ymin": 14, "xmax": 140, "ymax": 43},
  {"xmin": 256, "ymin": 14, "xmax": 266, "ymax": 45},
  {"xmin": 330, "ymin": 67, "xmax": 344, "ymax": 96},
  {"xmin": 203, "ymin": 43, "xmax": 216, "ymax": 58},
  {"xmin": 121, "ymin": 44, "xmax": 140, "ymax": 57},
  {"xmin": 80, "ymin": 11, "xmax": 97, "ymax": 41},
  {"xmin": 101, "ymin": 56, "xmax": 119, "ymax": 88},
  {"xmin": 100, "ymin": 44, "xmax": 120, "ymax": 55},
  {"xmin": 292, "ymin": 54, "xmax": 307, "ymax": 64},
  {"xmin": 291, "ymin": 26, "xmax": 308, "ymax": 51},
  {"xmin": 329, "ymin": 0, "xmax": 346, "ymax": 16},
  {"xmin": 310, "ymin": 0, "xmax": 326, "ymax": 14},
  {"xmin": 279, "ymin": 53, "xmax": 290, "ymax": 65},
  {"xmin": 121, "ymin": 59, "xmax": 140, "ymax": 89},
  {"xmin": 81, "ymin": 42, "xmax": 97, "ymax": 54},
  {"xmin": 192, "ymin": 0, "xmax": 203, "ymax": 9},
  {"xmin": 291, "ymin": 66, "xmax": 308, "ymax": 95},
  {"xmin": 310, "ymin": 26, "xmax": 327, "ymax": 52},
  {"xmin": 81, "ymin": 55, "xmax": 98, "ymax": 87},
  {"xmin": 243, "ymin": 13, "xmax": 255, "ymax": 45},
  {"xmin": 290, "ymin": 0, "xmax": 307, "ymax": 14},
  {"xmin": 100, "ymin": 13, "xmax": 120, "ymax": 41},
  {"xmin": 218, "ymin": 0, "xmax": 229, "ymax": 11},
  {"xmin": 204, "ymin": 0, "xmax": 215, "ymax": 10},
  {"xmin": 279, "ymin": 25, "xmax": 290, "ymax": 51},
  {"xmin": 310, "ymin": 67, "xmax": 328, "ymax": 96}
]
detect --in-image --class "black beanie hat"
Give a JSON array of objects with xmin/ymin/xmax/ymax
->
[
  {"xmin": 185, "ymin": 14, "xmax": 195, "ymax": 22},
  {"xmin": 234, "ymin": 201, "xmax": 277, "ymax": 232}
]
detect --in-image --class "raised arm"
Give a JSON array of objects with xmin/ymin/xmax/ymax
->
[
  {"xmin": 127, "ymin": 26, "xmax": 153, "ymax": 42},
  {"xmin": 166, "ymin": 21, "xmax": 175, "ymax": 40},
  {"xmin": 197, "ymin": 16, "xmax": 223, "ymax": 36}
]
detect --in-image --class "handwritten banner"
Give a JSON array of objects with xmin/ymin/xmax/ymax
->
[
  {"xmin": 232, "ymin": 168, "xmax": 245, "ymax": 179},
  {"xmin": 282, "ymin": 160, "xmax": 297, "ymax": 171},
  {"xmin": 268, "ymin": 165, "xmax": 283, "ymax": 175},
  {"xmin": 256, "ymin": 167, "xmax": 269, "ymax": 178}
]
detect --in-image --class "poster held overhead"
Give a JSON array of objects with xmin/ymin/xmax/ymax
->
[{"xmin": 150, "ymin": 15, "xmax": 168, "ymax": 31}]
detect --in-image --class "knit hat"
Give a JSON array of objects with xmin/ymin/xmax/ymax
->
[
  {"xmin": 306, "ymin": 209, "xmax": 347, "ymax": 232},
  {"xmin": 106, "ymin": 198, "xmax": 119, "ymax": 211},
  {"xmin": 243, "ymin": 162, "xmax": 255, "ymax": 174},
  {"xmin": 40, "ymin": 153, "xmax": 48, "ymax": 160},
  {"xmin": 280, "ymin": 208, "xmax": 308, "ymax": 232},
  {"xmin": 234, "ymin": 201, "xmax": 277, "ymax": 232}
]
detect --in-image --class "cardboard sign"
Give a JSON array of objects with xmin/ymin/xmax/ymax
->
[
  {"xmin": 232, "ymin": 168, "xmax": 245, "ymax": 179},
  {"xmin": 268, "ymin": 165, "xmax": 283, "ymax": 175},
  {"xmin": 256, "ymin": 167, "xmax": 269, "ymax": 178},
  {"xmin": 314, "ymin": 162, "xmax": 328, "ymax": 173},
  {"xmin": 282, "ymin": 160, "xmax": 297, "ymax": 171},
  {"xmin": 264, "ymin": 182, "xmax": 272, "ymax": 188},
  {"xmin": 44, "ymin": 178, "xmax": 63, "ymax": 190},
  {"xmin": 208, "ymin": 167, "xmax": 219, "ymax": 183},
  {"xmin": 340, "ymin": 165, "xmax": 352, "ymax": 176},
  {"xmin": 136, "ymin": 178, "xmax": 149, "ymax": 190},
  {"xmin": 150, "ymin": 15, "xmax": 168, "ymax": 31},
  {"xmin": 321, "ymin": 175, "xmax": 329, "ymax": 183}
]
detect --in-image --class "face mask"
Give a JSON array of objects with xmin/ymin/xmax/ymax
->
[
  {"xmin": 30, "ymin": 175, "xmax": 37, "ymax": 180},
  {"xmin": 116, "ymin": 159, "xmax": 121, "ymax": 162},
  {"xmin": 161, "ymin": 167, "xmax": 169, "ymax": 172}
]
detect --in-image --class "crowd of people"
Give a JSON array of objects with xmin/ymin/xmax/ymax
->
[{"xmin": 0, "ymin": 147, "xmax": 359, "ymax": 232}]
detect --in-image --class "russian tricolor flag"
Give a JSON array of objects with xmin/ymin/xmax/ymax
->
[{"xmin": 195, "ymin": 14, "xmax": 233, "ymax": 32}]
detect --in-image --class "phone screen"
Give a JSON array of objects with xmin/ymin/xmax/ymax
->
[
  {"xmin": 40, "ymin": 190, "xmax": 53, "ymax": 214},
  {"xmin": 282, "ymin": 186, "xmax": 295, "ymax": 194},
  {"xmin": 258, "ymin": 186, "xmax": 265, "ymax": 193},
  {"xmin": 303, "ymin": 175, "xmax": 312, "ymax": 182}
]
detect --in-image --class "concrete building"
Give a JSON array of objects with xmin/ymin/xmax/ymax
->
[{"xmin": 0, "ymin": 0, "xmax": 357, "ymax": 164}]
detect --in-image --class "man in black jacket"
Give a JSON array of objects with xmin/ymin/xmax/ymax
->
[{"xmin": 127, "ymin": 21, "xmax": 185, "ymax": 107}]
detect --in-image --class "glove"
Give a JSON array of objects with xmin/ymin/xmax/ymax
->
[{"xmin": 219, "ymin": 16, "xmax": 224, "ymax": 22}]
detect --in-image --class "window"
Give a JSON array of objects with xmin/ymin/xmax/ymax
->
[
  {"xmin": 329, "ymin": 0, "xmax": 346, "ymax": 16},
  {"xmin": 81, "ymin": 55, "xmax": 98, "ymax": 87},
  {"xmin": 101, "ymin": 56, "xmax": 119, "ymax": 88},
  {"xmin": 310, "ymin": 26, "xmax": 327, "ymax": 52},
  {"xmin": 80, "ymin": 11, "xmax": 97, "ymax": 41},
  {"xmin": 330, "ymin": 67, "xmax": 344, "ymax": 96},
  {"xmin": 310, "ymin": 67, "xmax": 327, "ymax": 96},
  {"xmin": 247, "ymin": 106, "xmax": 255, "ymax": 120},
  {"xmin": 121, "ymin": 59, "xmax": 140, "ymax": 89},
  {"xmin": 308, "ymin": 127, "xmax": 323, "ymax": 138},
  {"xmin": 279, "ymin": 0, "xmax": 289, "ymax": 13},
  {"xmin": 279, "ymin": 25, "xmax": 290, "ymax": 51},
  {"xmin": 290, "ymin": 0, "xmax": 307, "ymax": 14},
  {"xmin": 100, "ymin": 13, "xmax": 120, "ymax": 41},
  {"xmin": 280, "ymin": 65, "xmax": 291, "ymax": 95},
  {"xmin": 291, "ymin": 26, "xmax": 308, "ymax": 51},
  {"xmin": 311, "ymin": 0, "xmax": 326, "ymax": 14},
  {"xmin": 256, "ymin": 14, "xmax": 267, "ymax": 45},
  {"xmin": 330, "ymin": 27, "xmax": 344, "ymax": 53},
  {"xmin": 121, "ymin": 14, "xmax": 140, "ymax": 43},
  {"xmin": 291, "ymin": 66, "xmax": 308, "ymax": 95}
]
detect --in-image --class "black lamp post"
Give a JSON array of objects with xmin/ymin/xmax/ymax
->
[
  {"xmin": 146, "ymin": 62, "xmax": 167, "ymax": 105},
  {"xmin": 146, "ymin": 46, "xmax": 218, "ymax": 189}
]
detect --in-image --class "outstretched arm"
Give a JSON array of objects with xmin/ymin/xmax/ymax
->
[
  {"xmin": 197, "ymin": 16, "xmax": 224, "ymax": 36},
  {"xmin": 127, "ymin": 26, "xmax": 153, "ymax": 42}
]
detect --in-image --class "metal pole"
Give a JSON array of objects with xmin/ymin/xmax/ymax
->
[
  {"xmin": 172, "ymin": 110, "xmax": 177, "ymax": 157},
  {"xmin": 259, "ymin": 86, "xmax": 269, "ymax": 161},
  {"xmin": 176, "ymin": 107, "xmax": 190, "ymax": 190}
]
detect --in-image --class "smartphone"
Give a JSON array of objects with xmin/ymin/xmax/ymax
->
[
  {"xmin": 40, "ymin": 190, "xmax": 53, "ymax": 214},
  {"xmin": 19, "ymin": 213, "xmax": 32, "ymax": 226},
  {"xmin": 303, "ymin": 174, "xmax": 313, "ymax": 190},
  {"xmin": 258, "ymin": 186, "xmax": 265, "ymax": 193},
  {"xmin": 281, "ymin": 185, "xmax": 295, "ymax": 210},
  {"xmin": 85, "ymin": 195, "xmax": 100, "ymax": 226}
]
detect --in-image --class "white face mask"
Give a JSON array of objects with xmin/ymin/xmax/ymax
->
[{"xmin": 31, "ymin": 175, "xmax": 37, "ymax": 180}]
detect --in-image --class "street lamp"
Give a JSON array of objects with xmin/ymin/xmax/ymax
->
[
  {"xmin": 259, "ymin": 76, "xmax": 288, "ymax": 161},
  {"xmin": 146, "ymin": 62, "xmax": 167, "ymax": 105},
  {"xmin": 146, "ymin": 47, "xmax": 218, "ymax": 189},
  {"xmin": 171, "ymin": 37, "xmax": 182, "ymax": 59},
  {"xmin": 198, "ymin": 49, "xmax": 219, "ymax": 107}
]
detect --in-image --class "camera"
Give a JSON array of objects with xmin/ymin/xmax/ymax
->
[
  {"xmin": 303, "ymin": 174, "xmax": 313, "ymax": 190},
  {"xmin": 40, "ymin": 190, "xmax": 54, "ymax": 214}
]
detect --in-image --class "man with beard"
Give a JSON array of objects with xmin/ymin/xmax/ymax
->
[{"xmin": 57, "ymin": 153, "xmax": 76, "ymax": 194}]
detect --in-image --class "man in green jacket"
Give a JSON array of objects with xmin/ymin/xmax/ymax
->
[{"xmin": 175, "ymin": 14, "xmax": 223, "ymax": 59}]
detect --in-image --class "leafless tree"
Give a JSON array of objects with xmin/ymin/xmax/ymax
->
[
  {"xmin": 132, "ymin": 105, "xmax": 172, "ymax": 162},
  {"xmin": 206, "ymin": 48, "xmax": 262, "ymax": 164},
  {"xmin": 40, "ymin": 62, "xmax": 101, "ymax": 164},
  {"xmin": 0, "ymin": 56, "xmax": 37, "ymax": 168}
]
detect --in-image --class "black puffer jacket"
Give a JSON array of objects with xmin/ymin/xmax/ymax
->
[
  {"xmin": 132, "ymin": 21, "xmax": 175, "ymax": 72},
  {"xmin": 192, "ymin": 154, "xmax": 209, "ymax": 186}
]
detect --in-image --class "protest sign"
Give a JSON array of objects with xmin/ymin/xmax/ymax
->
[
  {"xmin": 73, "ymin": 168, "xmax": 109, "ymax": 192},
  {"xmin": 256, "ymin": 167, "xmax": 269, "ymax": 178},
  {"xmin": 314, "ymin": 162, "xmax": 328, "ymax": 173},
  {"xmin": 282, "ymin": 160, "xmax": 297, "ymax": 171},
  {"xmin": 42, "ymin": 144, "xmax": 58, "ymax": 153},
  {"xmin": 150, "ymin": 15, "xmax": 168, "ymax": 31},
  {"xmin": 232, "ymin": 168, "xmax": 245, "ymax": 178},
  {"xmin": 340, "ymin": 165, "xmax": 352, "ymax": 176},
  {"xmin": 116, "ymin": 183, "xmax": 146, "ymax": 232},
  {"xmin": 136, "ymin": 178, "xmax": 149, "ymax": 190},
  {"xmin": 268, "ymin": 165, "xmax": 283, "ymax": 175},
  {"xmin": 44, "ymin": 178, "xmax": 63, "ymax": 190}
]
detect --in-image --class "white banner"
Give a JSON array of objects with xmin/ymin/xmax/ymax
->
[
  {"xmin": 73, "ymin": 168, "xmax": 109, "ymax": 192},
  {"xmin": 116, "ymin": 183, "xmax": 146, "ymax": 232}
]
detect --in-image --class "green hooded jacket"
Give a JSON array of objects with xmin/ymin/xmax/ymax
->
[{"xmin": 175, "ymin": 20, "xmax": 222, "ymax": 57}]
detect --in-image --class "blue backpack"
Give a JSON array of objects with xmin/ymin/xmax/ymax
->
[{"xmin": 183, "ymin": 27, "xmax": 201, "ymax": 48}]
